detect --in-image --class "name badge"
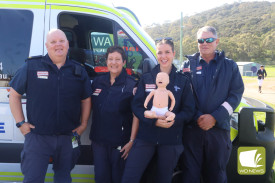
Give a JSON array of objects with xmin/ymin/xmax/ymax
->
[
  {"xmin": 37, "ymin": 71, "xmax": 48, "ymax": 79},
  {"xmin": 182, "ymin": 68, "xmax": 190, "ymax": 72},
  {"xmin": 196, "ymin": 66, "xmax": 202, "ymax": 70},
  {"xmin": 196, "ymin": 71, "xmax": 202, "ymax": 74},
  {"xmin": 92, "ymin": 89, "xmax": 102, "ymax": 96},
  {"xmin": 145, "ymin": 84, "xmax": 156, "ymax": 92}
]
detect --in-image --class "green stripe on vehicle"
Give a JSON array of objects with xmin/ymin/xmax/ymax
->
[
  {"xmin": 51, "ymin": 5, "xmax": 106, "ymax": 15},
  {"xmin": 49, "ymin": 1, "xmax": 156, "ymax": 57},
  {"xmin": 0, "ymin": 177, "xmax": 23, "ymax": 181},
  {"xmin": 47, "ymin": 0, "xmax": 121, "ymax": 17},
  {"xmin": 234, "ymin": 102, "xmax": 250, "ymax": 113},
  {"xmin": 71, "ymin": 174, "xmax": 94, "ymax": 178},
  {"xmin": 44, "ymin": 178, "xmax": 94, "ymax": 183},
  {"xmin": 0, "ymin": 0, "xmax": 44, "ymax": 2},
  {"xmin": 0, "ymin": 172, "xmax": 22, "ymax": 176},
  {"xmin": 0, "ymin": 4, "xmax": 44, "ymax": 9},
  {"xmin": 230, "ymin": 127, "xmax": 238, "ymax": 141},
  {"xmin": 122, "ymin": 18, "xmax": 156, "ymax": 57}
]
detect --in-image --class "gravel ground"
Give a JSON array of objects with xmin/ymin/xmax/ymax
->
[{"xmin": 243, "ymin": 77, "xmax": 275, "ymax": 106}]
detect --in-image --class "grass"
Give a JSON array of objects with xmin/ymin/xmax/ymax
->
[
  {"xmin": 242, "ymin": 65, "xmax": 275, "ymax": 81},
  {"xmin": 265, "ymin": 66, "xmax": 275, "ymax": 77}
]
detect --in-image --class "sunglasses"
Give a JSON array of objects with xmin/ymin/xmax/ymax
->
[
  {"xmin": 155, "ymin": 37, "xmax": 173, "ymax": 43},
  {"xmin": 198, "ymin": 38, "xmax": 216, "ymax": 44}
]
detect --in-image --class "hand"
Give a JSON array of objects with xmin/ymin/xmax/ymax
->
[
  {"xmin": 157, "ymin": 115, "xmax": 166, "ymax": 120},
  {"xmin": 20, "ymin": 122, "xmax": 35, "ymax": 135},
  {"xmin": 197, "ymin": 114, "xmax": 216, "ymax": 131},
  {"xmin": 155, "ymin": 118, "xmax": 174, "ymax": 128},
  {"xmin": 120, "ymin": 141, "xmax": 134, "ymax": 160},
  {"xmin": 72, "ymin": 123, "xmax": 87, "ymax": 135}
]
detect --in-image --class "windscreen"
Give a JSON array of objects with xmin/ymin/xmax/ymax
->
[{"xmin": 0, "ymin": 10, "xmax": 33, "ymax": 87}]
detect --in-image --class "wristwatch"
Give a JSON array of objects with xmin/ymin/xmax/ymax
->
[{"xmin": 16, "ymin": 120, "xmax": 25, "ymax": 128}]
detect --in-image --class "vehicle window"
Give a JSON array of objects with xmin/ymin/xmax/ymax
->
[
  {"xmin": 91, "ymin": 32, "xmax": 114, "ymax": 68},
  {"xmin": 117, "ymin": 29, "xmax": 145, "ymax": 78},
  {"xmin": 59, "ymin": 13, "xmax": 114, "ymax": 77},
  {"xmin": 0, "ymin": 10, "xmax": 33, "ymax": 87},
  {"xmin": 59, "ymin": 12, "xmax": 149, "ymax": 79}
]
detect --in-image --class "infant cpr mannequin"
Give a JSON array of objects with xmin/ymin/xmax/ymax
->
[{"xmin": 144, "ymin": 72, "xmax": 176, "ymax": 121}]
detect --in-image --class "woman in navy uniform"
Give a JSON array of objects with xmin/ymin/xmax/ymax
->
[
  {"xmin": 89, "ymin": 46, "xmax": 138, "ymax": 183},
  {"xmin": 122, "ymin": 38, "xmax": 196, "ymax": 183}
]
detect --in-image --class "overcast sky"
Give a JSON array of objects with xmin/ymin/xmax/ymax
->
[{"xmin": 102, "ymin": 0, "xmax": 275, "ymax": 27}]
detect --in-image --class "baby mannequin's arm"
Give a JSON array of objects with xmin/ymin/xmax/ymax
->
[
  {"xmin": 168, "ymin": 91, "xmax": 176, "ymax": 111},
  {"xmin": 144, "ymin": 90, "xmax": 155, "ymax": 109}
]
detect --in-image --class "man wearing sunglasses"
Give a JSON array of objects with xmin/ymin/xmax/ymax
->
[{"xmin": 181, "ymin": 26, "xmax": 244, "ymax": 183}]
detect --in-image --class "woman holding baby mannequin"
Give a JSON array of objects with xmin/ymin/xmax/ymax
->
[{"xmin": 122, "ymin": 38, "xmax": 196, "ymax": 183}]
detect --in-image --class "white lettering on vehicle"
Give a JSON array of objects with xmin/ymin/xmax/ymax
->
[
  {"xmin": 0, "ymin": 62, "xmax": 3, "ymax": 71},
  {"xmin": 0, "ymin": 74, "xmax": 8, "ymax": 79}
]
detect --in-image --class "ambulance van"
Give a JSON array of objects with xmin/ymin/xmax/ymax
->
[{"xmin": 0, "ymin": 0, "xmax": 157, "ymax": 182}]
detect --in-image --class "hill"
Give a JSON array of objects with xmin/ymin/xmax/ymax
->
[{"xmin": 144, "ymin": 1, "xmax": 275, "ymax": 65}]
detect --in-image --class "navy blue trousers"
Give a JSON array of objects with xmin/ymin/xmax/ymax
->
[
  {"xmin": 92, "ymin": 141, "xmax": 125, "ymax": 183},
  {"xmin": 181, "ymin": 125, "xmax": 232, "ymax": 183},
  {"xmin": 21, "ymin": 132, "xmax": 74, "ymax": 183},
  {"xmin": 122, "ymin": 139, "xmax": 183, "ymax": 183}
]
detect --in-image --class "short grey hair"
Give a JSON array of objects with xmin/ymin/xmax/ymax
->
[{"xmin": 197, "ymin": 26, "xmax": 218, "ymax": 38}]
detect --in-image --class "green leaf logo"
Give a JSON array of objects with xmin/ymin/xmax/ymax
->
[{"xmin": 238, "ymin": 147, "xmax": 266, "ymax": 175}]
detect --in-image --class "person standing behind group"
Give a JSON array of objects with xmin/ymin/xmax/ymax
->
[
  {"xmin": 89, "ymin": 46, "xmax": 139, "ymax": 183},
  {"xmin": 181, "ymin": 26, "xmax": 244, "ymax": 183},
  {"xmin": 257, "ymin": 65, "xmax": 267, "ymax": 93},
  {"xmin": 9, "ymin": 28, "xmax": 92, "ymax": 183},
  {"xmin": 122, "ymin": 38, "xmax": 196, "ymax": 183}
]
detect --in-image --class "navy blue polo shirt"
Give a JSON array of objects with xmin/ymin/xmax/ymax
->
[
  {"xmin": 196, "ymin": 54, "xmax": 217, "ymax": 111},
  {"xmin": 10, "ymin": 54, "xmax": 92, "ymax": 135},
  {"xmin": 90, "ymin": 68, "xmax": 137, "ymax": 147}
]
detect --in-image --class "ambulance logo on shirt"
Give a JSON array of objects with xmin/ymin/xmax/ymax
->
[
  {"xmin": 174, "ymin": 85, "xmax": 180, "ymax": 92},
  {"xmin": 196, "ymin": 66, "xmax": 202, "ymax": 70},
  {"xmin": 196, "ymin": 66, "xmax": 202, "ymax": 74},
  {"xmin": 145, "ymin": 84, "xmax": 156, "ymax": 92},
  {"xmin": 37, "ymin": 71, "xmax": 48, "ymax": 79},
  {"xmin": 92, "ymin": 89, "xmax": 102, "ymax": 96},
  {"xmin": 182, "ymin": 68, "xmax": 190, "ymax": 72}
]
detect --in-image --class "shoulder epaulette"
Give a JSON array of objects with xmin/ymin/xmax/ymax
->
[
  {"xmin": 25, "ymin": 55, "xmax": 43, "ymax": 62},
  {"xmin": 127, "ymin": 74, "xmax": 137, "ymax": 82},
  {"xmin": 128, "ymin": 75, "xmax": 138, "ymax": 85}
]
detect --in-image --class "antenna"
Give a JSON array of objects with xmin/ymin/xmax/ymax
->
[{"xmin": 180, "ymin": 12, "xmax": 184, "ymax": 63}]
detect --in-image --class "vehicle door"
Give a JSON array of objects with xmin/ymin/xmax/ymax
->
[{"xmin": 46, "ymin": 1, "xmax": 156, "ymax": 81}]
